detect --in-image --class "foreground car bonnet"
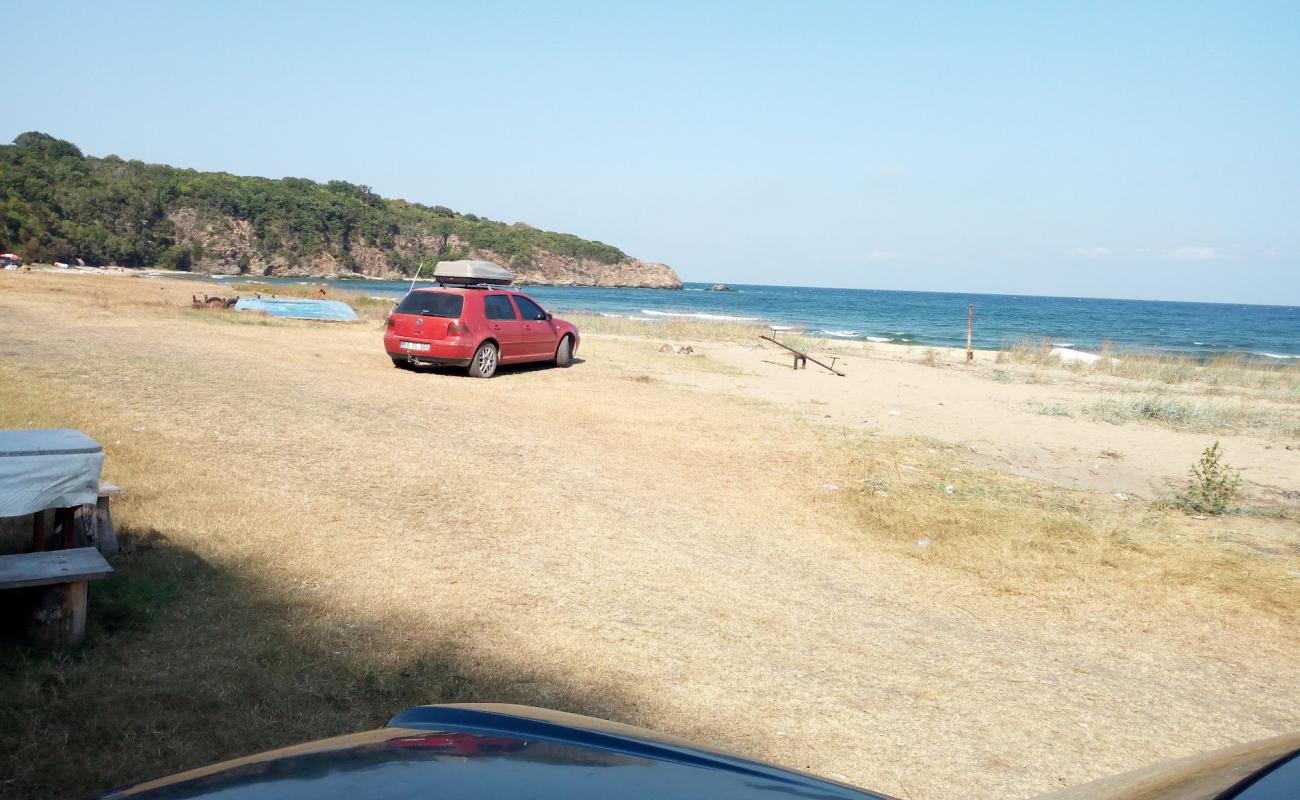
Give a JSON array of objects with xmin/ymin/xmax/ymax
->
[{"xmin": 96, "ymin": 703, "xmax": 892, "ymax": 799}]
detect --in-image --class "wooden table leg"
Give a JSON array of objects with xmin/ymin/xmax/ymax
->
[
  {"xmin": 57, "ymin": 507, "xmax": 76, "ymax": 549},
  {"xmin": 32, "ymin": 511, "xmax": 45, "ymax": 552},
  {"xmin": 28, "ymin": 580, "xmax": 89, "ymax": 648}
]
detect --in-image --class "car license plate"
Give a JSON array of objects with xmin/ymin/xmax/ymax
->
[{"xmin": 400, "ymin": 341, "xmax": 431, "ymax": 352}]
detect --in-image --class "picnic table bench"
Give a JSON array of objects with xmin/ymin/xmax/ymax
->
[
  {"xmin": 1, "ymin": 429, "xmax": 117, "ymax": 647},
  {"xmin": 0, "ymin": 548, "xmax": 113, "ymax": 646}
]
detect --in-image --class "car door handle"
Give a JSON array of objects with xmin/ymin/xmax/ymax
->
[{"xmin": 492, "ymin": 325, "xmax": 501, "ymax": 330}]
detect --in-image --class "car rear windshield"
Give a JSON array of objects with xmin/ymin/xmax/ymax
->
[{"xmin": 395, "ymin": 292, "xmax": 463, "ymax": 318}]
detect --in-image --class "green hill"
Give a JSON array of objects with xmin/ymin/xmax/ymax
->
[{"xmin": 0, "ymin": 132, "xmax": 680, "ymax": 288}]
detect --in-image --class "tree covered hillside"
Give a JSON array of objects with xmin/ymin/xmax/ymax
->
[{"xmin": 0, "ymin": 132, "xmax": 635, "ymax": 277}]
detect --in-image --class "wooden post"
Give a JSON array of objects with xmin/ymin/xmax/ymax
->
[
  {"xmin": 28, "ymin": 581, "xmax": 90, "ymax": 647},
  {"xmin": 966, "ymin": 304, "xmax": 974, "ymax": 363},
  {"xmin": 31, "ymin": 511, "xmax": 45, "ymax": 552}
]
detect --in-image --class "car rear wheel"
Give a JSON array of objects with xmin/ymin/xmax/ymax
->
[
  {"xmin": 468, "ymin": 342, "xmax": 498, "ymax": 378},
  {"xmin": 391, "ymin": 357, "xmax": 411, "ymax": 370},
  {"xmin": 555, "ymin": 335, "xmax": 574, "ymax": 367}
]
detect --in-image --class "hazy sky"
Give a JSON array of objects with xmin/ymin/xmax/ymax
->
[{"xmin": 6, "ymin": 1, "xmax": 1298, "ymax": 303}]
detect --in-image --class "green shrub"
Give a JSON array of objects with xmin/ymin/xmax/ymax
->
[{"xmin": 1176, "ymin": 442, "xmax": 1241, "ymax": 515}]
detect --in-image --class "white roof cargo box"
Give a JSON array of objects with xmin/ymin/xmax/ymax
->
[{"xmin": 432, "ymin": 260, "xmax": 514, "ymax": 286}]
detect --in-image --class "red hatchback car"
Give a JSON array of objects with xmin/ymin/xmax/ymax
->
[{"xmin": 384, "ymin": 287, "xmax": 580, "ymax": 378}]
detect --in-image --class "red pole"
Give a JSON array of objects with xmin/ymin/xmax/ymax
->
[{"xmin": 966, "ymin": 304, "xmax": 974, "ymax": 363}]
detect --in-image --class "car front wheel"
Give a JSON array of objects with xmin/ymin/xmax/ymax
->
[
  {"xmin": 555, "ymin": 335, "xmax": 574, "ymax": 367},
  {"xmin": 468, "ymin": 342, "xmax": 498, "ymax": 378}
]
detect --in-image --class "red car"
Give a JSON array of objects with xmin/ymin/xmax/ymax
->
[{"xmin": 384, "ymin": 287, "xmax": 580, "ymax": 378}]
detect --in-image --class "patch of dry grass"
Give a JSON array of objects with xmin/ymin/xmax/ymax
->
[
  {"xmin": 833, "ymin": 438, "xmax": 1299, "ymax": 615},
  {"xmin": 996, "ymin": 338, "xmax": 1300, "ymax": 401},
  {"xmin": 1080, "ymin": 396, "xmax": 1300, "ymax": 439},
  {"xmin": 1097, "ymin": 349, "xmax": 1300, "ymax": 396},
  {"xmin": 996, "ymin": 338, "xmax": 1060, "ymax": 367}
]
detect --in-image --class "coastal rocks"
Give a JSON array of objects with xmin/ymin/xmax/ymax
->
[
  {"xmin": 707, "ymin": 283, "xmax": 734, "ymax": 292},
  {"xmin": 167, "ymin": 209, "xmax": 683, "ymax": 289},
  {"xmin": 508, "ymin": 249, "xmax": 681, "ymax": 289}
]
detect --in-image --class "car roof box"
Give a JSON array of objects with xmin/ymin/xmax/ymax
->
[{"xmin": 432, "ymin": 260, "xmax": 514, "ymax": 286}]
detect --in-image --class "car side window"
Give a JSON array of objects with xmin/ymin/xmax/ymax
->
[
  {"xmin": 484, "ymin": 294, "xmax": 517, "ymax": 321},
  {"xmin": 512, "ymin": 295, "xmax": 548, "ymax": 321}
]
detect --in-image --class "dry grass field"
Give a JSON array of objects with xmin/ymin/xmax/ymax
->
[{"xmin": 0, "ymin": 272, "xmax": 1296, "ymax": 799}]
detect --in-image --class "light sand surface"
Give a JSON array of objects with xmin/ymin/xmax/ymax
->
[
  {"xmin": 632, "ymin": 336, "xmax": 1298, "ymax": 501},
  {"xmin": 0, "ymin": 273, "xmax": 1296, "ymax": 799}
]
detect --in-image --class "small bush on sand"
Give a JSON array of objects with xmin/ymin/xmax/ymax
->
[{"xmin": 1176, "ymin": 442, "xmax": 1241, "ymax": 515}]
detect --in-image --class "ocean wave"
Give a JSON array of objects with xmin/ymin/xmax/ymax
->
[
  {"xmin": 866, "ymin": 336, "xmax": 892, "ymax": 343},
  {"xmin": 814, "ymin": 329, "xmax": 860, "ymax": 338},
  {"xmin": 1252, "ymin": 351, "xmax": 1299, "ymax": 360},
  {"xmin": 640, "ymin": 309, "xmax": 763, "ymax": 322},
  {"xmin": 770, "ymin": 325, "xmax": 800, "ymax": 331},
  {"xmin": 1051, "ymin": 342, "xmax": 1075, "ymax": 348}
]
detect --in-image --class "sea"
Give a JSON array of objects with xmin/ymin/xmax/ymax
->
[{"xmin": 199, "ymin": 275, "xmax": 1299, "ymax": 360}]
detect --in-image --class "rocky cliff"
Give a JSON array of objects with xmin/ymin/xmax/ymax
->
[{"xmin": 167, "ymin": 208, "xmax": 680, "ymax": 288}]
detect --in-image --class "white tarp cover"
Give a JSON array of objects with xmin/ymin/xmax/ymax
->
[{"xmin": 0, "ymin": 429, "xmax": 104, "ymax": 517}]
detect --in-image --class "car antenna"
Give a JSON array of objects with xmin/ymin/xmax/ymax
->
[{"xmin": 408, "ymin": 257, "xmax": 432, "ymax": 294}]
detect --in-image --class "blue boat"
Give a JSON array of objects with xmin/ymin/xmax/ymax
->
[{"xmin": 233, "ymin": 297, "xmax": 359, "ymax": 322}]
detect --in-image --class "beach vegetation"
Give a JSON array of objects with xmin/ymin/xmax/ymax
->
[
  {"xmin": 996, "ymin": 339, "xmax": 1059, "ymax": 366},
  {"xmin": 996, "ymin": 338, "xmax": 1300, "ymax": 400},
  {"xmin": 1080, "ymin": 396, "xmax": 1299, "ymax": 439},
  {"xmin": 1175, "ymin": 442, "xmax": 1242, "ymax": 515}
]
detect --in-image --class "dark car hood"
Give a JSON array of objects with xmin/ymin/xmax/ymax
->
[{"xmin": 94, "ymin": 704, "xmax": 893, "ymax": 800}]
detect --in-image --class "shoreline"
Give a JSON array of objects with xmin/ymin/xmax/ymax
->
[{"xmin": 14, "ymin": 264, "xmax": 1300, "ymax": 360}]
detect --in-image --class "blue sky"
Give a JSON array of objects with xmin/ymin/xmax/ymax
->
[{"xmin": 6, "ymin": 1, "xmax": 1298, "ymax": 303}]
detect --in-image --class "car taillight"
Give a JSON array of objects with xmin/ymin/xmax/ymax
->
[{"xmin": 447, "ymin": 322, "xmax": 470, "ymax": 335}]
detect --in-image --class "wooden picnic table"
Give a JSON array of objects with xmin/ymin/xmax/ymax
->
[
  {"xmin": 0, "ymin": 429, "xmax": 114, "ymax": 646},
  {"xmin": 0, "ymin": 428, "xmax": 105, "ymax": 550}
]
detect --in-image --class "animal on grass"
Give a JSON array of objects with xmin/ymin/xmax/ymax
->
[{"xmin": 192, "ymin": 293, "xmax": 232, "ymax": 309}]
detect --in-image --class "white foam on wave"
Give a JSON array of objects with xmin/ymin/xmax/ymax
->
[
  {"xmin": 641, "ymin": 309, "xmax": 763, "ymax": 322},
  {"xmin": 867, "ymin": 336, "xmax": 892, "ymax": 343},
  {"xmin": 816, "ymin": 329, "xmax": 860, "ymax": 338},
  {"xmin": 1051, "ymin": 342, "xmax": 1075, "ymax": 348},
  {"xmin": 770, "ymin": 325, "xmax": 798, "ymax": 331},
  {"xmin": 1253, "ymin": 351, "xmax": 1299, "ymax": 360}
]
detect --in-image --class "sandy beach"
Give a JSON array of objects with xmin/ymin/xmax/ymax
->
[{"xmin": 1, "ymin": 272, "xmax": 1297, "ymax": 799}]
